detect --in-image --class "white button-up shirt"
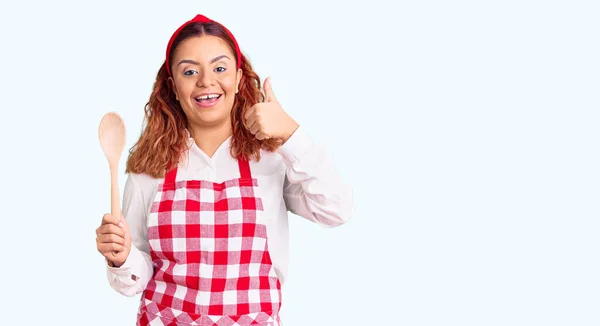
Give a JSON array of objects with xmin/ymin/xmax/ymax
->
[{"xmin": 106, "ymin": 127, "xmax": 353, "ymax": 297}]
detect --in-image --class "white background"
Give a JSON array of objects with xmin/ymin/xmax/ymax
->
[{"xmin": 1, "ymin": 1, "xmax": 599, "ymax": 325}]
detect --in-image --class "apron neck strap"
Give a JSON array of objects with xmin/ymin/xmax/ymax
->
[
  {"xmin": 237, "ymin": 158, "xmax": 252, "ymax": 179},
  {"xmin": 164, "ymin": 165, "xmax": 178, "ymax": 184}
]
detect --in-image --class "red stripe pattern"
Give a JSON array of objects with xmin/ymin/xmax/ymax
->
[{"xmin": 137, "ymin": 159, "xmax": 282, "ymax": 325}]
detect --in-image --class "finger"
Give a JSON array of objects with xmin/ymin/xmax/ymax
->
[
  {"xmin": 103, "ymin": 251, "xmax": 116, "ymax": 261},
  {"xmin": 256, "ymin": 130, "xmax": 270, "ymax": 140},
  {"xmin": 244, "ymin": 105, "xmax": 257, "ymax": 120},
  {"xmin": 98, "ymin": 224, "xmax": 126, "ymax": 238},
  {"xmin": 101, "ymin": 213, "xmax": 120, "ymax": 226},
  {"xmin": 98, "ymin": 233, "xmax": 125, "ymax": 245},
  {"xmin": 263, "ymin": 76, "xmax": 277, "ymax": 103},
  {"xmin": 245, "ymin": 112, "xmax": 258, "ymax": 130},
  {"xmin": 98, "ymin": 242, "xmax": 125, "ymax": 253},
  {"xmin": 249, "ymin": 123, "xmax": 261, "ymax": 135},
  {"xmin": 103, "ymin": 251, "xmax": 121, "ymax": 262}
]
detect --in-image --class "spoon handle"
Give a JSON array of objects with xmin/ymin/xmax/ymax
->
[{"xmin": 110, "ymin": 165, "xmax": 121, "ymax": 219}]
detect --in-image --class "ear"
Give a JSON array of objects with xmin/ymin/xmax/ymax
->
[
  {"xmin": 235, "ymin": 68, "xmax": 243, "ymax": 94},
  {"xmin": 168, "ymin": 77, "xmax": 179, "ymax": 101}
]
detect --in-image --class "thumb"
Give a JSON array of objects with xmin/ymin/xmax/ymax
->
[
  {"xmin": 263, "ymin": 76, "xmax": 277, "ymax": 103},
  {"xmin": 119, "ymin": 215, "xmax": 130, "ymax": 235}
]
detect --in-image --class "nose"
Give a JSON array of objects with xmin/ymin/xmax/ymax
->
[{"xmin": 196, "ymin": 70, "xmax": 216, "ymax": 88}]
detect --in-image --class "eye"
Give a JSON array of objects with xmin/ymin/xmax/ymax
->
[
  {"xmin": 215, "ymin": 67, "xmax": 227, "ymax": 73},
  {"xmin": 183, "ymin": 69, "xmax": 198, "ymax": 76}
]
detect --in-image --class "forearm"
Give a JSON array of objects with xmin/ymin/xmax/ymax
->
[{"xmin": 280, "ymin": 127, "xmax": 354, "ymax": 227}]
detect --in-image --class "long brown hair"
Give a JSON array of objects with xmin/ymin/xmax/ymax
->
[{"xmin": 126, "ymin": 21, "xmax": 281, "ymax": 178}]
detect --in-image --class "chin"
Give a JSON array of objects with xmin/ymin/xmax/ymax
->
[
  {"xmin": 196, "ymin": 109, "xmax": 231, "ymax": 126},
  {"xmin": 184, "ymin": 99, "xmax": 233, "ymax": 126}
]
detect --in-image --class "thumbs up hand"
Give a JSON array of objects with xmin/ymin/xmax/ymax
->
[{"xmin": 244, "ymin": 76, "xmax": 299, "ymax": 142}]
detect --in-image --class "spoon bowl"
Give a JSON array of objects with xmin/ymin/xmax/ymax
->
[
  {"xmin": 98, "ymin": 112, "xmax": 126, "ymax": 219},
  {"xmin": 99, "ymin": 112, "xmax": 126, "ymax": 165}
]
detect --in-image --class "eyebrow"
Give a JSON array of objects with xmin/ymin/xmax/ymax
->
[
  {"xmin": 210, "ymin": 55, "xmax": 230, "ymax": 63},
  {"xmin": 177, "ymin": 55, "xmax": 231, "ymax": 66}
]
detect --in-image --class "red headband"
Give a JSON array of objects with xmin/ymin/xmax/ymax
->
[{"xmin": 165, "ymin": 14, "xmax": 242, "ymax": 76}]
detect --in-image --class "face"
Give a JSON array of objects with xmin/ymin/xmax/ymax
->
[{"xmin": 169, "ymin": 35, "xmax": 242, "ymax": 130}]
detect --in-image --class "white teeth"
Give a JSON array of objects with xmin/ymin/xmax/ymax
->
[{"xmin": 196, "ymin": 94, "xmax": 220, "ymax": 100}]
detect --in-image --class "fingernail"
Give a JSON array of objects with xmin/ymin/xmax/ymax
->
[{"xmin": 119, "ymin": 222, "xmax": 124, "ymax": 228}]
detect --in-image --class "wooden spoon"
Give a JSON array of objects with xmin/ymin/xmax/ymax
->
[{"xmin": 98, "ymin": 112, "xmax": 126, "ymax": 220}]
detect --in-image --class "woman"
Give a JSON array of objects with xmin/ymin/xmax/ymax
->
[{"xmin": 95, "ymin": 14, "xmax": 352, "ymax": 325}]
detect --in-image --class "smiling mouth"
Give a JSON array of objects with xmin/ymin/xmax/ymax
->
[
  {"xmin": 195, "ymin": 94, "xmax": 222, "ymax": 101},
  {"xmin": 194, "ymin": 94, "xmax": 222, "ymax": 108}
]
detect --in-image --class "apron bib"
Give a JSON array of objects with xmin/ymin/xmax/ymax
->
[{"xmin": 137, "ymin": 159, "xmax": 282, "ymax": 326}]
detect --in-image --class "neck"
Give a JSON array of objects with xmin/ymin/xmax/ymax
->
[{"xmin": 188, "ymin": 119, "xmax": 232, "ymax": 158}]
